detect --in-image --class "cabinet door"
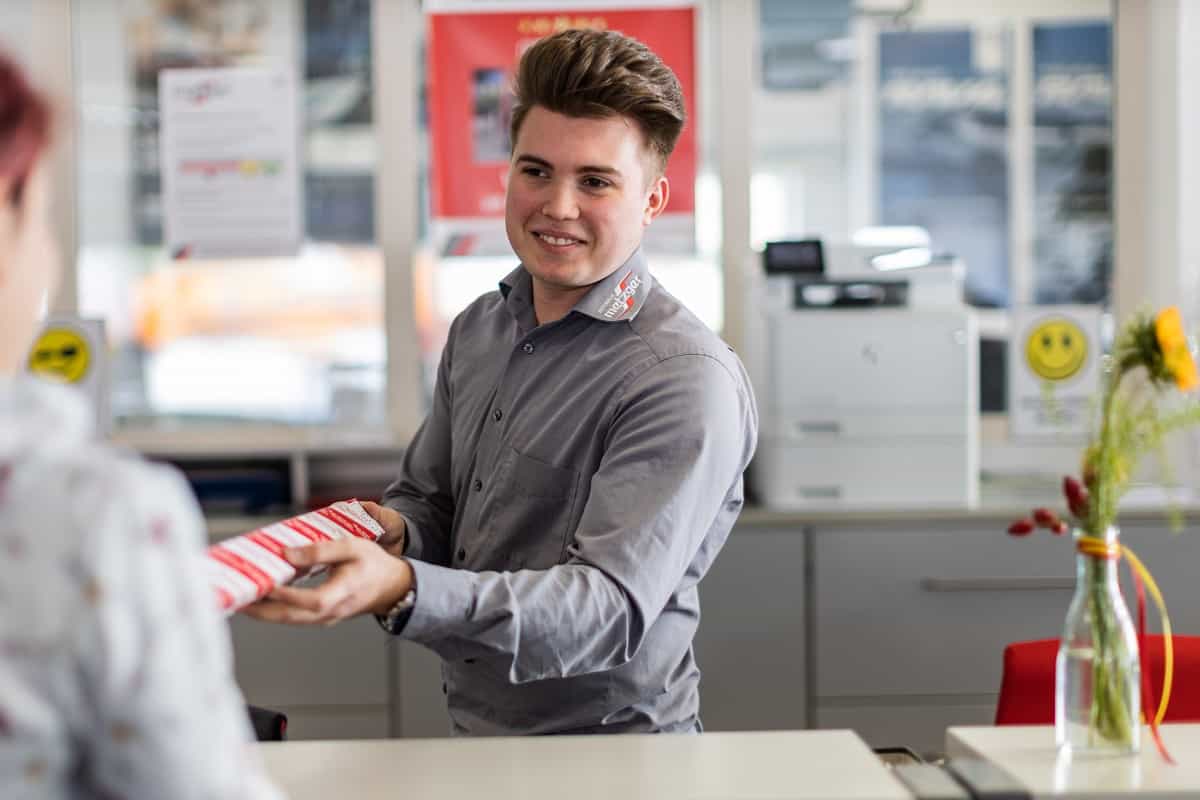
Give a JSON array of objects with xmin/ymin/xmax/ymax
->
[
  {"xmin": 396, "ymin": 640, "xmax": 450, "ymax": 737},
  {"xmin": 694, "ymin": 525, "xmax": 807, "ymax": 731},
  {"xmin": 230, "ymin": 615, "xmax": 389, "ymax": 740},
  {"xmin": 813, "ymin": 521, "xmax": 1071, "ymax": 698},
  {"xmin": 1110, "ymin": 521, "xmax": 1200, "ymax": 635}
]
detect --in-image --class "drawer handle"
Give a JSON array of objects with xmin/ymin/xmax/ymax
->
[
  {"xmin": 795, "ymin": 420, "xmax": 842, "ymax": 436},
  {"xmin": 920, "ymin": 577, "xmax": 1075, "ymax": 592}
]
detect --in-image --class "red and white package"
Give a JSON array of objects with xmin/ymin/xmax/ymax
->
[{"xmin": 206, "ymin": 499, "xmax": 385, "ymax": 615}]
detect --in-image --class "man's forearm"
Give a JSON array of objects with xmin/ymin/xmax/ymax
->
[{"xmin": 397, "ymin": 559, "xmax": 639, "ymax": 683}]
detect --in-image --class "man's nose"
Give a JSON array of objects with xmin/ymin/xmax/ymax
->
[{"xmin": 541, "ymin": 181, "xmax": 580, "ymax": 220}]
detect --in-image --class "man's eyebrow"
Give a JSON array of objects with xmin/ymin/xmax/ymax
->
[
  {"xmin": 514, "ymin": 154, "xmax": 552, "ymax": 169},
  {"xmin": 514, "ymin": 154, "xmax": 623, "ymax": 177}
]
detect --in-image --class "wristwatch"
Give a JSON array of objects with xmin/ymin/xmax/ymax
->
[{"xmin": 376, "ymin": 588, "xmax": 417, "ymax": 635}]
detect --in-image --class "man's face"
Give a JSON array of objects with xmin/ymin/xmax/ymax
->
[{"xmin": 505, "ymin": 105, "xmax": 668, "ymax": 296}]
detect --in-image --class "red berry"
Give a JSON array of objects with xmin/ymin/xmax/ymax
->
[
  {"xmin": 1051, "ymin": 521, "xmax": 1069, "ymax": 536},
  {"xmin": 1008, "ymin": 519, "xmax": 1035, "ymax": 536},
  {"xmin": 1033, "ymin": 507, "xmax": 1059, "ymax": 528},
  {"xmin": 1063, "ymin": 476, "xmax": 1089, "ymax": 518}
]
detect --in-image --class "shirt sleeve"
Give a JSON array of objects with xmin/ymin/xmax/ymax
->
[
  {"xmin": 398, "ymin": 353, "xmax": 757, "ymax": 684},
  {"xmin": 72, "ymin": 461, "xmax": 284, "ymax": 800},
  {"xmin": 380, "ymin": 317, "xmax": 458, "ymax": 567}
]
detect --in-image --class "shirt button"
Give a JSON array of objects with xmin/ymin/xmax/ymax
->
[
  {"xmin": 457, "ymin": 547, "xmax": 466, "ymax": 561},
  {"xmin": 493, "ymin": 408, "xmax": 503, "ymax": 422},
  {"xmin": 522, "ymin": 342, "xmax": 535, "ymax": 354},
  {"xmin": 473, "ymin": 478, "xmax": 483, "ymax": 492}
]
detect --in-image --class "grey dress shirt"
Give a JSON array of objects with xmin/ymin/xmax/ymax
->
[{"xmin": 381, "ymin": 248, "xmax": 758, "ymax": 735}]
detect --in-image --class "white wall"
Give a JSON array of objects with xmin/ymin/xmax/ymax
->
[{"xmin": 0, "ymin": 1, "xmax": 32, "ymax": 65}]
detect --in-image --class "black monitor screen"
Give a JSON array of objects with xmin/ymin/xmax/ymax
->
[{"xmin": 764, "ymin": 239, "xmax": 824, "ymax": 275}]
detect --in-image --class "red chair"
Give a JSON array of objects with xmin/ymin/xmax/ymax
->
[{"xmin": 995, "ymin": 636, "xmax": 1200, "ymax": 724}]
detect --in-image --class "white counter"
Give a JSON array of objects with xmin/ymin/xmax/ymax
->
[
  {"xmin": 257, "ymin": 730, "xmax": 911, "ymax": 800},
  {"xmin": 946, "ymin": 724, "xmax": 1200, "ymax": 798}
]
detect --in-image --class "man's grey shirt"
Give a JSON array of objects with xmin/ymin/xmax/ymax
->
[{"xmin": 382, "ymin": 249, "xmax": 758, "ymax": 735}]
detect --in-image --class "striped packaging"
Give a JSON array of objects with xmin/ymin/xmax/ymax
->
[{"xmin": 206, "ymin": 499, "xmax": 385, "ymax": 615}]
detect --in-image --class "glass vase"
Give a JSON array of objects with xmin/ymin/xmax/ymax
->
[{"xmin": 1055, "ymin": 525, "xmax": 1140, "ymax": 756}]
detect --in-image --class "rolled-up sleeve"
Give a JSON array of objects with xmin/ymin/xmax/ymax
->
[
  {"xmin": 381, "ymin": 322, "xmax": 458, "ymax": 567},
  {"xmin": 399, "ymin": 353, "xmax": 755, "ymax": 683}
]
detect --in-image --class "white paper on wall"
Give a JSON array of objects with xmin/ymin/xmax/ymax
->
[{"xmin": 159, "ymin": 67, "xmax": 302, "ymax": 259}]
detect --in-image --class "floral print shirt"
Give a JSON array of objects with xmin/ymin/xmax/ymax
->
[{"xmin": 0, "ymin": 377, "xmax": 283, "ymax": 799}]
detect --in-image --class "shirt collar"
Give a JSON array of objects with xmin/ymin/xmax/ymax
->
[
  {"xmin": 575, "ymin": 249, "xmax": 653, "ymax": 323},
  {"xmin": 498, "ymin": 248, "xmax": 654, "ymax": 326}
]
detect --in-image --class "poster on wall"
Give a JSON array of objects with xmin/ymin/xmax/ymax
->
[
  {"xmin": 426, "ymin": 0, "xmax": 697, "ymax": 255},
  {"xmin": 1032, "ymin": 22, "xmax": 1112, "ymax": 305},
  {"xmin": 159, "ymin": 67, "xmax": 302, "ymax": 259},
  {"xmin": 1008, "ymin": 305, "xmax": 1101, "ymax": 438},
  {"xmin": 878, "ymin": 27, "xmax": 1010, "ymax": 307}
]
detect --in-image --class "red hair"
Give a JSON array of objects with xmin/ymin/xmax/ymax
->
[{"xmin": 0, "ymin": 52, "xmax": 52, "ymax": 207}]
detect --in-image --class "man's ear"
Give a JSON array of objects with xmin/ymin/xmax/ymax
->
[{"xmin": 642, "ymin": 174, "xmax": 670, "ymax": 226}]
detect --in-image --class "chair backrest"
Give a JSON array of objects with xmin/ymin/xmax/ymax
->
[{"xmin": 995, "ymin": 635, "xmax": 1200, "ymax": 725}]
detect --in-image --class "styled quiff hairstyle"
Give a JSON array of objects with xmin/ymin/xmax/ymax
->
[
  {"xmin": 509, "ymin": 29, "xmax": 685, "ymax": 176},
  {"xmin": 0, "ymin": 53, "xmax": 52, "ymax": 207}
]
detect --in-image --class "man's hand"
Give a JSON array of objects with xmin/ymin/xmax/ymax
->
[
  {"xmin": 360, "ymin": 500, "xmax": 407, "ymax": 557},
  {"xmin": 241, "ymin": 537, "xmax": 414, "ymax": 626}
]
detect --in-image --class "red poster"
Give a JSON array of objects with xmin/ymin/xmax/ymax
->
[{"xmin": 427, "ymin": 6, "xmax": 697, "ymax": 223}]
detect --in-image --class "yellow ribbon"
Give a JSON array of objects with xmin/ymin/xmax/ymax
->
[{"xmin": 1077, "ymin": 535, "xmax": 1174, "ymax": 726}]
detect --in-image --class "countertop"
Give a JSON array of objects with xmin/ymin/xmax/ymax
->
[
  {"xmin": 257, "ymin": 730, "xmax": 911, "ymax": 800},
  {"xmin": 946, "ymin": 724, "xmax": 1200, "ymax": 798}
]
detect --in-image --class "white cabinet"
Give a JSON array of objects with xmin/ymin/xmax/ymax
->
[
  {"xmin": 813, "ymin": 521, "xmax": 1070, "ymax": 698},
  {"xmin": 694, "ymin": 525, "xmax": 807, "ymax": 731},
  {"xmin": 808, "ymin": 517, "xmax": 1200, "ymax": 754},
  {"xmin": 395, "ymin": 640, "xmax": 449, "ymax": 737},
  {"xmin": 229, "ymin": 615, "xmax": 391, "ymax": 740}
]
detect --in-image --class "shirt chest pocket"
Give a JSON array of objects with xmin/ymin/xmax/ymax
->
[{"xmin": 473, "ymin": 445, "xmax": 579, "ymax": 571}]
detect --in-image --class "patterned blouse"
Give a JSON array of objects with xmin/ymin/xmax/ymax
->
[{"xmin": 0, "ymin": 377, "xmax": 283, "ymax": 799}]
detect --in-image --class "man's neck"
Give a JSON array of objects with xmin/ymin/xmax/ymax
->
[{"xmin": 531, "ymin": 281, "xmax": 591, "ymax": 326}]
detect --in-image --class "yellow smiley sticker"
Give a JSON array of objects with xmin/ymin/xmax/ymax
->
[
  {"xmin": 28, "ymin": 328, "xmax": 91, "ymax": 384},
  {"xmin": 1025, "ymin": 318, "xmax": 1088, "ymax": 381}
]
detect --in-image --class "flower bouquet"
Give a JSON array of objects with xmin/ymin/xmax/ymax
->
[{"xmin": 1008, "ymin": 306, "xmax": 1200, "ymax": 759}]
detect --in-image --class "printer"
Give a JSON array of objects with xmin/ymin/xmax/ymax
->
[{"xmin": 752, "ymin": 230, "xmax": 979, "ymax": 510}]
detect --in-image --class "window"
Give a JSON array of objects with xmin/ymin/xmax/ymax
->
[
  {"xmin": 0, "ymin": 3, "xmax": 33, "ymax": 63},
  {"xmin": 752, "ymin": 0, "xmax": 1112, "ymax": 418},
  {"xmin": 74, "ymin": 0, "xmax": 386, "ymax": 429},
  {"xmin": 410, "ymin": 0, "xmax": 723, "ymax": 404}
]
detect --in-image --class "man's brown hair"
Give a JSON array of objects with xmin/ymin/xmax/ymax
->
[{"xmin": 509, "ymin": 29, "xmax": 686, "ymax": 177}]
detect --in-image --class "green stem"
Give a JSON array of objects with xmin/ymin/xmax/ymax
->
[{"xmin": 1086, "ymin": 554, "xmax": 1134, "ymax": 746}]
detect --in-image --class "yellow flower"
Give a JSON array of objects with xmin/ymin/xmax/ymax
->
[{"xmin": 1154, "ymin": 306, "xmax": 1199, "ymax": 391}]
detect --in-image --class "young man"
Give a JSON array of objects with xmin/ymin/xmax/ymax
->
[{"xmin": 247, "ymin": 29, "xmax": 758, "ymax": 735}]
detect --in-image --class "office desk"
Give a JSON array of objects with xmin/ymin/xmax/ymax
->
[
  {"xmin": 947, "ymin": 725, "xmax": 1200, "ymax": 798},
  {"xmin": 258, "ymin": 730, "xmax": 911, "ymax": 800}
]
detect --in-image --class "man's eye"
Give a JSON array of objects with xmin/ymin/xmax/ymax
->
[
  {"xmin": 521, "ymin": 167, "xmax": 547, "ymax": 178},
  {"xmin": 582, "ymin": 177, "xmax": 611, "ymax": 189}
]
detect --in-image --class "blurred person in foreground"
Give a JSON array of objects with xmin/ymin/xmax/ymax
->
[
  {"xmin": 246, "ymin": 29, "xmax": 758, "ymax": 736},
  {"xmin": 0, "ymin": 53, "xmax": 283, "ymax": 799}
]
